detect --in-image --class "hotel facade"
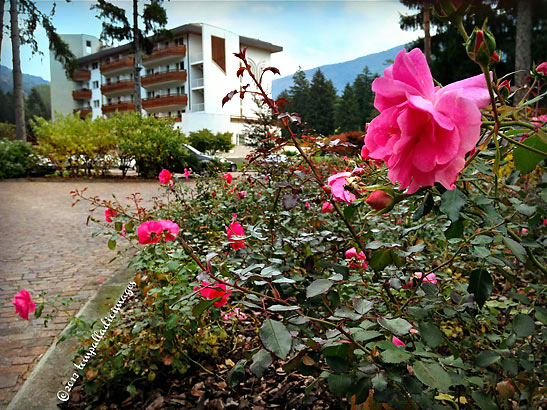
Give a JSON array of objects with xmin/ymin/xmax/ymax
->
[{"xmin": 49, "ymin": 23, "xmax": 282, "ymax": 146}]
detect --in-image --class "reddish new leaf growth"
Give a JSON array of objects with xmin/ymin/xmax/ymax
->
[
  {"xmin": 236, "ymin": 66, "xmax": 246, "ymax": 77},
  {"xmin": 263, "ymin": 66, "xmax": 281, "ymax": 76},
  {"xmin": 275, "ymin": 97, "xmax": 289, "ymax": 110},
  {"xmin": 222, "ymin": 90, "xmax": 238, "ymax": 107},
  {"xmin": 234, "ymin": 47, "xmax": 247, "ymax": 61}
]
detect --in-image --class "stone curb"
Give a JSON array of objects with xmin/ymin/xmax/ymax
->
[{"xmin": 6, "ymin": 266, "xmax": 136, "ymax": 410}]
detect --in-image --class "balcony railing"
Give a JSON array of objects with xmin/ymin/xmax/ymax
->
[
  {"xmin": 100, "ymin": 57, "xmax": 134, "ymax": 75},
  {"xmin": 102, "ymin": 101, "xmax": 135, "ymax": 114},
  {"xmin": 190, "ymin": 53, "xmax": 203, "ymax": 64},
  {"xmin": 73, "ymin": 107, "xmax": 92, "ymax": 118},
  {"xmin": 191, "ymin": 78, "xmax": 204, "ymax": 88},
  {"xmin": 101, "ymin": 80, "xmax": 134, "ymax": 95},
  {"xmin": 152, "ymin": 114, "xmax": 182, "ymax": 122},
  {"xmin": 72, "ymin": 89, "xmax": 92, "ymax": 100},
  {"xmin": 143, "ymin": 45, "xmax": 186, "ymax": 64},
  {"xmin": 192, "ymin": 103, "xmax": 204, "ymax": 112},
  {"xmin": 141, "ymin": 70, "xmax": 187, "ymax": 87},
  {"xmin": 72, "ymin": 70, "xmax": 91, "ymax": 81},
  {"xmin": 142, "ymin": 94, "xmax": 188, "ymax": 110}
]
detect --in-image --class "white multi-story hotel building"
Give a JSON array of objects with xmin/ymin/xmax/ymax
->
[{"xmin": 49, "ymin": 23, "xmax": 282, "ymax": 145}]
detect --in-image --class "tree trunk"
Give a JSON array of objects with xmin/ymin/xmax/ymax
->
[
  {"xmin": 423, "ymin": 0, "xmax": 432, "ymax": 65},
  {"xmin": 515, "ymin": 0, "xmax": 532, "ymax": 102},
  {"xmin": 133, "ymin": 0, "xmax": 142, "ymax": 113},
  {"xmin": 0, "ymin": 0, "xmax": 5, "ymax": 62},
  {"xmin": 10, "ymin": 0, "xmax": 26, "ymax": 141}
]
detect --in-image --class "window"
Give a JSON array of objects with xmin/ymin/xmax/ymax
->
[
  {"xmin": 93, "ymin": 100, "xmax": 100, "ymax": 108},
  {"xmin": 177, "ymin": 61, "xmax": 184, "ymax": 70},
  {"xmin": 86, "ymin": 40, "xmax": 92, "ymax": 47},
  {"xmin": 147, "ymin": 91, "xmax": 155, "ymax": 98},
  {"xmin": 165, "ymin": 65, "xmax": 170, "ymax": 73},
  {"xmin": 92, "ymin": 80, "xmax": 99, "ymax": 89},
  {"xmin": 211, "ymin": 35, "xmax": 226, "ymax": 72},
  {"xmin": 92, "ymin": 62, "xmax": 98, "ymax": 69}
]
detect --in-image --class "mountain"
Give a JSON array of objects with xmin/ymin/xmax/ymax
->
[
  {"xmin": 0, "ymin": 65, "xmax": 50, "ymax": 95},
  {"xmin": 272, "ymin": 44, "xmax": 408, "ymax": 97}
]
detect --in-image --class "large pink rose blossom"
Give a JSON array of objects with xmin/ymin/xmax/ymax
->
[
  {"xmin": 158, "ymin": 169, "xmax": 173, "ymax": 185},
  {"xmin": 194, "ymin": 282, "xmax": 232, "ymax": 307},
  {"xmin": 345, "ymin": 247, "xmax": 368, "ymax": 269},
  {"xmin": 137, "ymin": 220, "xmax": 179, "ymax": 244},
  {"xmin": 12, "ymin": 289, "xmax": 36, "ymax": 320},
  {"xmin": 226, "ymin": 221, "xmax": 245, "ymax": 250},
  {"xmin": 365, "ymin": 48, "xmax": 490, "ymax": 194},
  {"xmin": 327, "ymin": 172, "xmax": 356, "ymax": 203}
]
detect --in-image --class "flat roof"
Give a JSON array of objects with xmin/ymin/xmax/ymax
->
[{"xmin": 78, "ymin": 23, "xmax": 282, "ymax": 64}]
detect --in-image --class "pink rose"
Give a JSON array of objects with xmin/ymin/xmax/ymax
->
[
  {"xmin": 537, "ymin": 62, "xmax": 547, "ymax": 76},
  {"xmin": 159, "ymin": 169, "xmax": 172, "ymax": 185},
  {"xmin": 137, "ymin": 220, "xmax": 179, "ymax": 244},
  {"xmin": 12, "ymin": 289, "xmax": 36, "ymax": 320},
  {"xmin": 104, "ymin": 208, "xmax": 117, "ymax": 223},
  {"xmin": 194, "ymin": 282, "xmax": 232, "ymax": 308},
  {"xmin": 226, "ymin": 221, "xmax": 245, "ymax": 250},
  {"xmin": 365, "ymin": 48, "xmax": 490, "ymax": 194},
  {"xmin": 184, "ymin": 168, "xmax": 192, "ymax": 180},
  {"xmin": 531, "ymin": 115, "xmax": 547, "ymax": 127},
  {"xmin": 414, "ymin": 272, "xmax": 437, "ymax": 284},
  {"xmin": 223, "ymin": 173, "xmax": 233, "ymax": 184},
  {"xmin": 345, "ymin": 247, "xmax": 367, "ymax": 269},
  {"xmin": 392, "ymin": 336, "xmax": 405, "ymax": 346},
  {"xmin": 327, "ymin": 172, "xmax": 356, "ymax": 203},
  {"xmin": 321, "ymin": 202, "xmax": 334, "ymax": 213},
  {"xmin": 305, "ymin": 201, "xmax": 310, "ymax": 209},
  {"xmin": 236, "ymin": 191, "xmax": 247, "ymax": 199}
]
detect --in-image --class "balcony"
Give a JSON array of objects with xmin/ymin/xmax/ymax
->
[
  {"xmin": 72, "ymin": 70, "xmax": 91, "ymax": 81},
  {"xmin": 100, "ymin": 57, "xmax": 134, "ymax": 75},
  {"xmin": 72, "ymin": 89, "xmax": 92, "ymax": 100},
  {"xmin": 101, "ymin": 80, "xmax": 134, "ymax": 95},
  {"xmin": 191, "ymin": 77, "xmax": 204, "ymax": 88},
  {"xmin": 143, "ymin": 45, "xmax": 186, "ymax": 66},
  {"xmin": 152, "ymin": 114, "xmax": 182, "ymax": 123},
  {"xmin": 102, "ymin": 101, "xmax": 135, "ymax": 114},
  {"xmin": 73, "ymin": 107, "xmax": 92, "ymax": 118},
  {"xmin": 142, "ymin": 70, "xmax": 187, "ymax": 88},
  {"xmin": 143, "ymin": 94, "xmax": 188, "ymax": 112}
]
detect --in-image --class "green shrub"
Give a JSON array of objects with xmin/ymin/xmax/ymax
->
[
  {"xmin": 188, "ymin": 128, "xmax": 233, "ymax": 155},
  {"xmin": 0, "ymin": 122, "xmax": 17, "ymax": 141},
  {"xmin": 0, "ymin": 138, "xmax": 33, "ymax": 178}
]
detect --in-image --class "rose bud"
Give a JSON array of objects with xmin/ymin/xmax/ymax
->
[
  {"xmin": 366, "ymin": 190, "xmax": 394, "ymax": 211},
  {"xmin": 466, "ymin": 27, "xmax": 498, "ymax": 67}
]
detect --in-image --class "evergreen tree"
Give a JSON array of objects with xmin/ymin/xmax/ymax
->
[
  {"xmin": 286, "ymin": 67, "xmax": 310, "ymax": 122},
  {"xmin": 335, "ymin": 83, "xmax": 360, "ymax": 132},
  {"xmin": 352, "ymin": 67, "xmax": 378, "ymax": 127},
  {"xmin": 0, "ymin": 90, "xmax": 15, "ymax": 124},
  {"xmin": 25, "ymin": 86, "xmax": 49, "ymax": 124},
  {"xmin": 242, "ymin": 96, "xmax": 279, "ymax": 150},
  {"xmin": 307, "ymin": 69, "xmax": 337, "ymax": 136}
]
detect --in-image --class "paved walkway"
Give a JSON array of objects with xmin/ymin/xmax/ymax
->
[{"xmin": 0, "ymin": 179, "xmax": 165, "ymax": 408}]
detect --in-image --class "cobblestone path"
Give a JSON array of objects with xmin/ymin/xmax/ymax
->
[{"xmin": 0, "ymin": 179, "xmax": 164, "ymax": 407}]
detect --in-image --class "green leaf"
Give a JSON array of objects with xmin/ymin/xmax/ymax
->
[
  {"xmin": 352, "ymin": 330, "xmax": 383, "ymax": 343},
  {"xmin": 476, "ymin": 350, "xmax": 500, "ymax": 367},
  {"xmin": 513, "ymin": 314, "xmax": 535, "ymax": 338},
  {"xmin": 440, "ymin": 188, "xmax": 466, "ymax": 221},
  {"xmin": 34, "ymin": 304, "xmax": 44, "ymax": 319},
  {"xmin": 515, "ymin": 203, "xmax": 536, "ymax": 216},
  {"xmin": 249, "ymin": 349, "xmax": 273, "ymax": 378},
  {"xmin": 371, "ymin": 373, "xmax": 388, "ymax": 391},
  {"xmin": 323, "ymin": 343, "xmax": 349, "ymax": 357},
  {"xmin": 306, "ymin": 279, "xmax": 333, "ymax": 298},
  {"xmin": 419, "ymin": 322, "xmax": 443, "ymax": 348},
  {"xmin": 377, "ymin": 317, "xmax": 412, "ymax": 336},
  {"xmin": 114, "ymin": 221, "xmax": 123, "ymax": 231},
  {"xmin": 471, "ymin": 391, "xmax": 498, "ymax": 410},
  {"xmin": 259, "ymin": 319, "xmax": 292, "ymax": 359},
  {"xmin": 353, "ymin": 298, "xmax": 374, "ymax": 315},
  {"xmin": 192, "ymin": 299, "xmax": 216, "ymax": 317},
  {"xmin": 327, "ymin": 373, "xmax": 353, "ymax": 397},
  {"xmin": 227, "ymin": 359, "xmax": 247, "ymax": 387},
  {"xmin": 413, "ymin": 361, "xmax": 451, "ymax": 391},
  {"xmin": 167, "ymin": 260, "xmax": 179, "ymax": 272},
  {"xmin": 267, "ymin": 305, "xmax": 300, "ymax": 312},
  {"xmin": 108, "ymin": 238, "xmax": 116, "ymax": 250},
  {"xmin": 444, "ymin": 220, "xmax": 464, "ymax": 239},
  {"xmin": 344, "ymin": 203, "xmax": 358, "ymax": 218},
  {"xmin": 413, "ymin": 192, "xmax": 434, "ymax": 221},
  {"xmin": 513, "ymin": 134, "xmax": 547, "ymax": 174},
  {"xmin": 126, "ymin": 384, "xmax": 137, "ymax": 396},
  {"xmin": 369, "ymin": 249, "xmax": 403, "ymax": 272},
  {"xmin": 468, "ymin": 269, "xmax": 493, "ymax": 309},
  {"xmin": 381, "ymin": 348, "xmax": 412, "ymax": 363},
  {"xmin": 503, "ymin": 237, "xmax": 526, "ymax": 263}
]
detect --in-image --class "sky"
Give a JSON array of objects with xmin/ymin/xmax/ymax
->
[{"xmin": 1, "ymin": 0, "xmax": 424, "ymax": 81}]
